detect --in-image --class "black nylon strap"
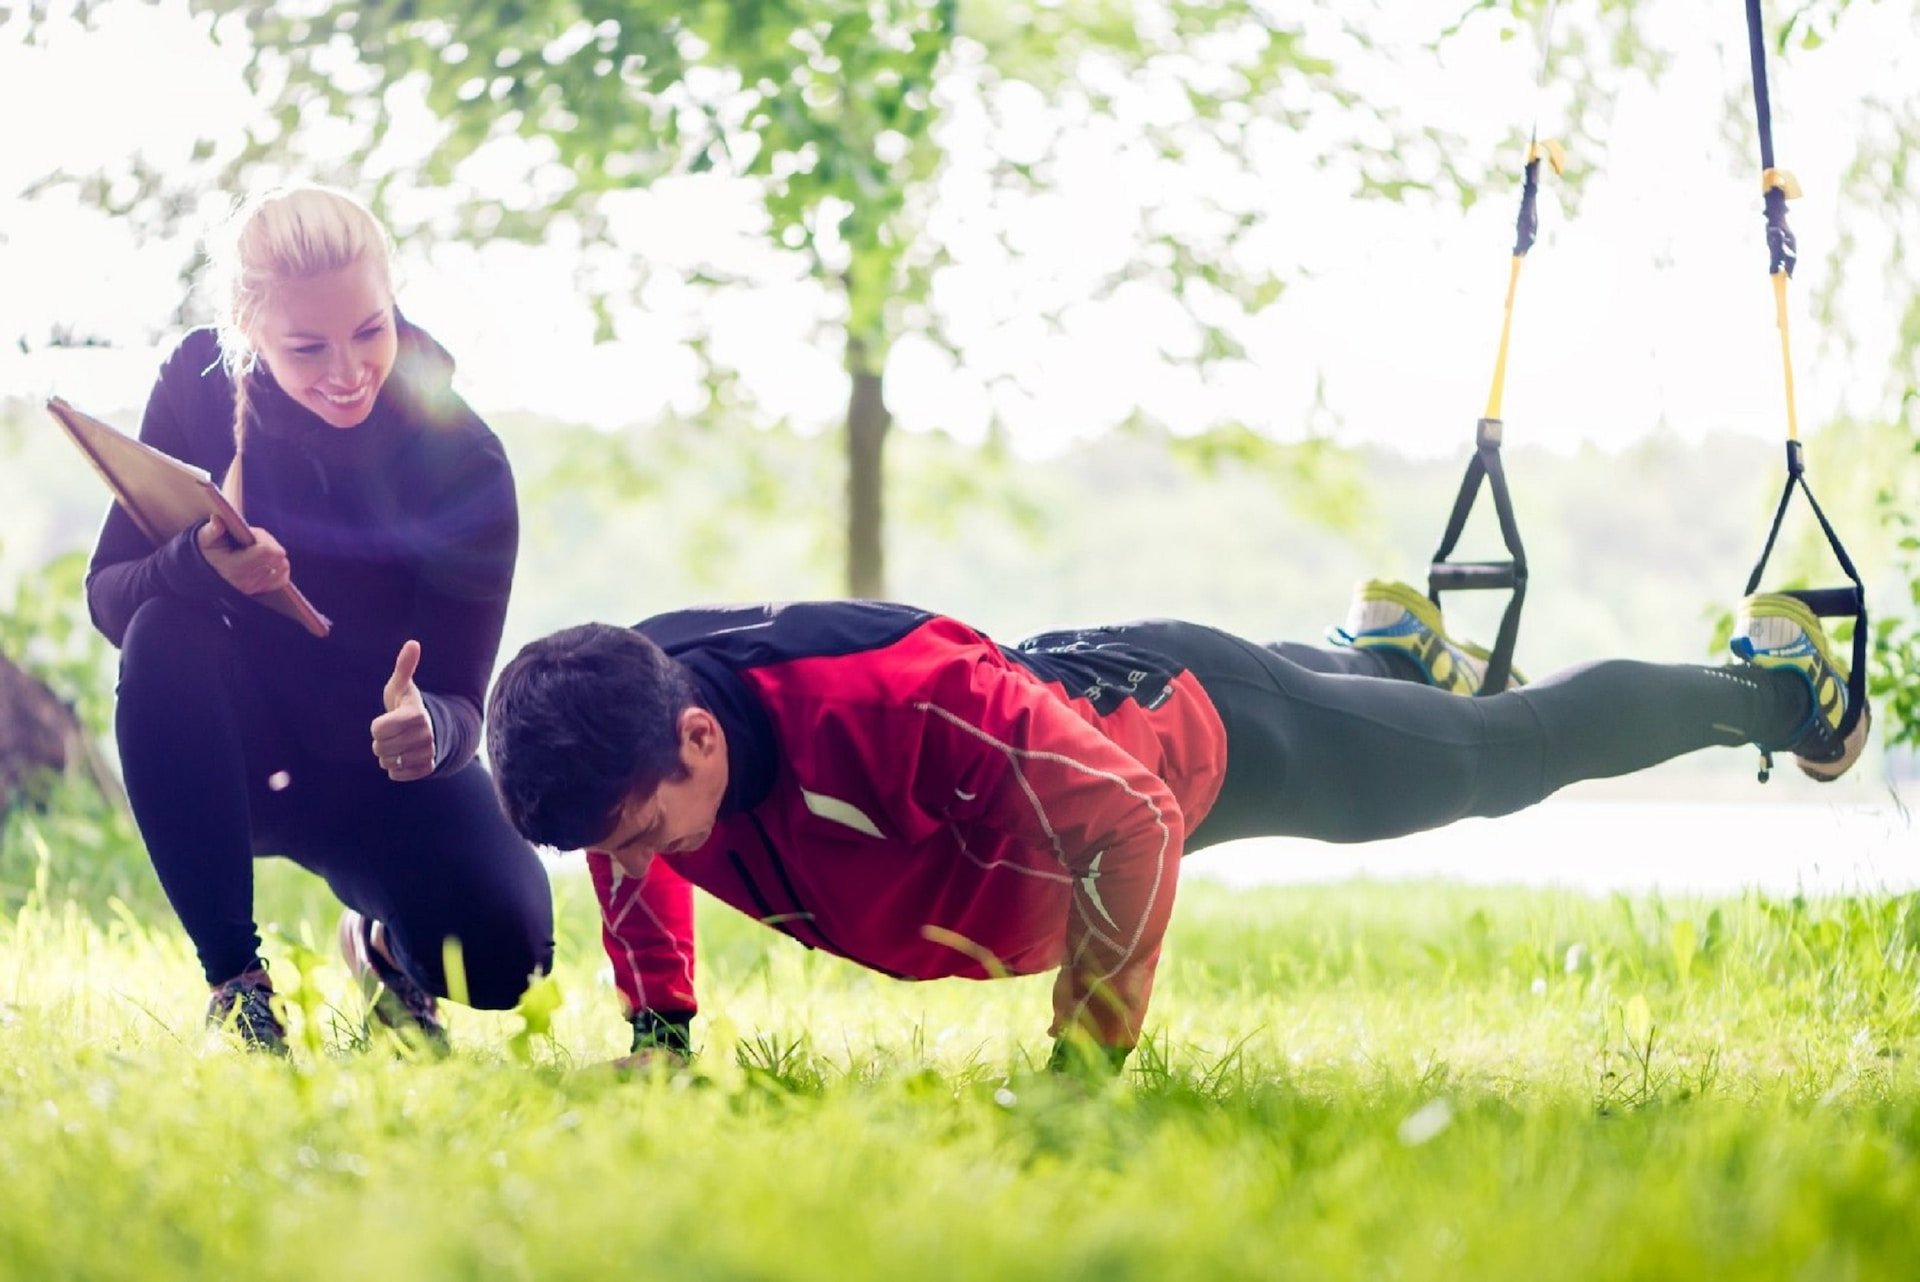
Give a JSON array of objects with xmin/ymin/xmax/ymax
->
[
  {"xmin": 1762, "ymin": 187, "xmax": 1797, "ymax": 278},
  {"xmin": 1746, "ymin": 0, "xmax": 1777, "ymax": 172},
  {"xmin": 1428, "ymin": 419, "xmax": 1529, "ymax": 695},
  {"xmin": 1746, "ymin": 0, "xmax": 1798, "ymax": 277},
  {"xmin": 1743, "ymin": 441, "xmax": 1869, "ymax": 737},
  {"xmin": 1513, "ymin": 155, "xmax": 1543, "ymax": 258},
  {"xmin": 1740, "ymin": 3, "xmax": 1861, "ymax": 736}
]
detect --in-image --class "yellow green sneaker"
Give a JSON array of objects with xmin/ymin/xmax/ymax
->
[
  {"xmin": 339, "ymin": 909, "xmax": 450, "ymax": 1056},
  {"xmin": 1326, "ymin": 579, "xmax": 1524, "ymax": 696},
  {"xmin": 1731, "ymin": 592, "xmax": 1871, "ymax": 782}
]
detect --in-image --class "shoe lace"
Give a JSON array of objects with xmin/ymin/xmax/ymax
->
[
  {"xmin": 358, "ymin": 935, "xmax": 444, "ymax": 1039},
  {"xmin": 211, "ymin": 973, "xmax": 285, "ymax": 1050},
  {"xmin": 375, "ymin": 969, "xmax": 442, "ymax": 1029}
]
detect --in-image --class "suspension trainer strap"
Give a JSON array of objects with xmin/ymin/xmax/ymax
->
[
  {"xmin": 1739, "ymin": 0, "xmax": 1867, "ymax": 739},
  {"xmin": 1428, "ymin": 418, "xmax": 1528, "ymax": 693},
  {"xmin": 1745, "ymin": 443, "xmax": 1870, "ymax": 736},
  {"xmin": 1746, "ymin": 0, "xmax": 1804, "ymax": 438},
  {"xmin": 1484, "ymin": 138, "xmax": 1566, "ymax": 423},
  {"xmin": 1482, "ymin": 0, "xmax": 1562, "ymax": 423},
  {"xmin": 1429, "ymin": 2, "xmax": 1558, "ymax": 696},
  {"xmin": 1746, "ymin": 0, "xmax": 1798, "ymax": 280}
]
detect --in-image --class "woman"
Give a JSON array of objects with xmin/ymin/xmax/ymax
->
[{"xmin": 86, "ymin": 186, "xmax": 553, "ymax": 1053}]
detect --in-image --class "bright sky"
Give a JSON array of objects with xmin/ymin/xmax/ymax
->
[{"xmin": 0, "ymin": 0, "xmax": 1911, "ymax": 459}]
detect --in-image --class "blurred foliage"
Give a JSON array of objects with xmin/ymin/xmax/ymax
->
[
  {"xmin": 195, "ymin": 0, "xmax": 955, "ymax": 359},
  {"xmin": 0, "ymin": 774, "xmax": 158, "ymax": 917},
  {"xmin": 1158, "ymin": 423, "xmax": 1372, "ymax": 534},
  {"xmin": 25, "ymin": 0, "xmax": 1618, "ymax": 595},
  {"xmin": 146, "ymin": 0, "xmax": 1516, "ymax": 349},
  {"xmin": 1871, "ymin": 432, "xmax": 1920, "ymax": 750},
  {"xmin": 0, "ymin": 547, "xmax": 150, "ymax": 914}
]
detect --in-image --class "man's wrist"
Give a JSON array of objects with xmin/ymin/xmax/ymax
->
[{"xmin": 629, "ymin": 1009, "xmax": 694, "ymax": 1056}]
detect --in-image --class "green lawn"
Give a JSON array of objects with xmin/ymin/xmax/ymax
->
[{"xmin": 4, "ymin": 810, "xmax": 1920, "ymax": 1280}]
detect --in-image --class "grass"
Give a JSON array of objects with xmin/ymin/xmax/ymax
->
[{"xmin": 5, "ymin": 808, "xmax": 1920, "ymax": 1279}]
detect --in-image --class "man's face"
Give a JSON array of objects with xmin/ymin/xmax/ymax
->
[{"xmin": 594, "ymin": 707, "xmax": 728, "ymax": 878}]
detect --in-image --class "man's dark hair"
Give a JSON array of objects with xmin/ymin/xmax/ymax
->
[{"xmin": 487, "ymin": 624, "xmax": 698, "ymax": 850}]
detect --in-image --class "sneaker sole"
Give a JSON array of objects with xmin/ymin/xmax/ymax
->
[
  {"xmin": 1798, "ymin": 702, "xmax": 1871, "ymax": 782},
  {"xmin": 339, "ymin": 909, "xmax": 449, "ymax": 1050}
]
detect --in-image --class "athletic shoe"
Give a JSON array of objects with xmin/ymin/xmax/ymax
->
[
  {"xmin": 338, "ymin": 909, "xmax": 450, "ymax": 1055},
  {"xmin": 1326, "ymin": 578, "xmax": 1523, "ymax": 695},
  {"xmin": 206, "ymin": 965, "xmax": 288, "ymax": 1056},
  {"xmin": 1731, "ymin": 592, "xmax": 1872, "ymax": 782}
]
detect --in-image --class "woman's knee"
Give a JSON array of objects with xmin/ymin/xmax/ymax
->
[
  {"xmin": 115, "ymin": 597, "xmax": 253, "ymax": 785},
  {"xmin": 398, "ymin": 887, "xmax": 554, "ymax": 1011},
  {"xmin": 119, "ymin": 596, "xmax": 232, "ymax": 691},
  {"xmin": 459, "ymin": 913, "xmax": 554, "ymax": 1010}
]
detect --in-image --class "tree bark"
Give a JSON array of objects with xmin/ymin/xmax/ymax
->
[
  {"xmin": 845, "ymin": 337, "xmax": 891, "ymax": 600},
  {"xmin": 0, "ymin": 652, "xmax": 122, "ymax": 818},
  {"xmin": 0, "ymin": 652, "xmax": 87, "ymax": 815}
]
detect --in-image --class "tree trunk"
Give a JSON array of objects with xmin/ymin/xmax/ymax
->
[
  {"xmin": 0, "ymin": 652, "xmax": 89, "ymax": 816},
  {"xmin": 0, "ymin": 652, "xmax": 121, "ymax": 818},
  {"xmin": 845, "ymin": 337, "xmax": 891, "ymax": 599}
]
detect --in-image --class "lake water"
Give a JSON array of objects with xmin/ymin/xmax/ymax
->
[{"xmin": 1190, "ymin": 792, "xmax": 1917, "ymax": 897}]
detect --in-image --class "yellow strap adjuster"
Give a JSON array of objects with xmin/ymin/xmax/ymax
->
[
  {"xmin": 1527, "ymin": 139, "xmax": 1568, "ymax": 175},
  {"xmin": 1762, "ymin": 167, "xmax": 1802, "ymax": 198}
]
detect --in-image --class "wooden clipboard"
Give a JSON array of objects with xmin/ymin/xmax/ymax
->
[{"xmin": 47, "ymin": 396, "xmax": 332, "ymax": 638}]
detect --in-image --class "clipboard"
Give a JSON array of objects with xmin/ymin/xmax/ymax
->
[{"xmin": 47, "ymin": 396, "xmax": 332, "ymax": 639}]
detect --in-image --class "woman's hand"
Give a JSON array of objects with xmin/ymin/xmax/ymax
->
[
  {"xmin": 370, "ymin": 639, "xmax": 436, "ymax": 783},
  {"xmin": 196, "ymin": 513, "xmax": 291, "ymax": 597}
]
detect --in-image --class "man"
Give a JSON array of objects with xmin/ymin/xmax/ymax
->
[{"xmin": 485, "ymin": 583, "xmax": 1867, "ymax": 1071}]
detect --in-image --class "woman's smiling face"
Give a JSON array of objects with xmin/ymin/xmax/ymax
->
[{"xmin": 253, "ymin": 257, "xmax": 398, "ymax": 429}]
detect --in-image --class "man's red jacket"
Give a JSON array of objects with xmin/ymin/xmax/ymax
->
[{"xmin": 587, "ymin": 602, "xmax": 1228, "ymax": 1046}]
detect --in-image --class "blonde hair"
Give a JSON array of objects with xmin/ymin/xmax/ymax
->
[{"xmin": 203, "ymin": 186, "xmax": 395, "ymax": 503}]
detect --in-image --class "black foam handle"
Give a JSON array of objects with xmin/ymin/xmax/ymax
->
[
  {"xmin": 1782, "ymin": 587, "xmax": 1862, "ymax": 618},
  {"xmin": 1428, "ymin": 562, "xmax": 1520, "ymax": 592}
]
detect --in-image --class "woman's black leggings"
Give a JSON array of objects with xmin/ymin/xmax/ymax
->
[
  {"xmin": 114, "ymin": 596, "xmax": 553, "ymax": 1006},
  {"xmin": 1097, "ymin": 621, "xmax": 1814, "ymax": 851}
]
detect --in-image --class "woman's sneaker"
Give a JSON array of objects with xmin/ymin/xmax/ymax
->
[
  {"xmin": 206, "ymin": 964, "xmax": 289, "ymax": 1056},
  {"xmin": 338, "ymin": 909, "xmax": 450, "ymax": 1055},
  {"xmin": 1732, "ymin": 593, "xmax": 1871, "ymax": 782},
  {"xmin": 1327, "ymin": 578, "xmax": 1524, "ymax": 695}
]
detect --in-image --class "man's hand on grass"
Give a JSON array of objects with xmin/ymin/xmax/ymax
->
[
  {"xmin": 606, "ymin": 1046, "xmax": 691, "ymax": 1075},
  {"xmin": 1046, "ymin": 1034, "xmax": 1132, "ymax": 1078}
]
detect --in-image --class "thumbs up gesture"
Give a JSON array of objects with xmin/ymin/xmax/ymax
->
[{"xmin": 371, "ymin": 639, "xmax": 435, "ymax": 782}]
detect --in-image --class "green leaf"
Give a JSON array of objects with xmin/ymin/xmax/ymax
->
[
  {"xmin": 1670, "ymin": 919, "xmax": 1698, "ymax": 985},
  {"xmin": 507, "ymin": 974, "xmax": 566, "ymax": 1064},
  {"xmin": 1624, "ymin": 994, "xmax": 1653, "ymax": 1047}
]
